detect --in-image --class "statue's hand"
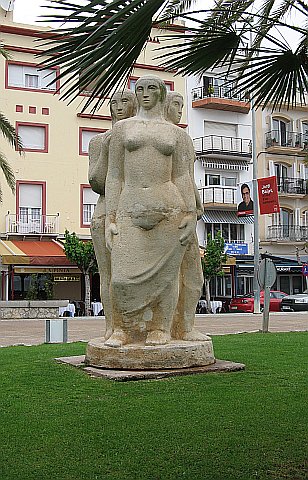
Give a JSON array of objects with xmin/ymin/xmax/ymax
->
[
  {"xmin": 196, "ymin": 205, "xmax": 204, "ymax": 221},
  {"xmin": 105, "ymin": 223, "xmax": 118, "ymax": 252},
  {"xmin": 179, "ymin": 215, "xmax": 195, "ymax": 246}
]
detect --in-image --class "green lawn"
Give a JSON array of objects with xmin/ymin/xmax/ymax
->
[{"xmin": 0, "ymin": 332, "xmax": 307, "ymax": 480}]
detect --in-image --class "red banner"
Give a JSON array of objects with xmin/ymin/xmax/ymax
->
[{"xmin": 257, "ymin": 176, "xmax": 280, "ymax": 215}]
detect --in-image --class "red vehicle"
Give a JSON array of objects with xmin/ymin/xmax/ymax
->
[{"xmin": 229, "ymin": 290, "xmax": 288, "ymax": 313}]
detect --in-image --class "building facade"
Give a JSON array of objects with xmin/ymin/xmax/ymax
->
[
  {"xmin": 187, "ymin": 72, "xmax": 254, "ymax": 306},
  {"xmin": 0, "ymin": 7, "xmax": 186, "ymax": 302},
  {"xmin": 256, "ymin": 103, "xmax": 308, "ymax": 295}
]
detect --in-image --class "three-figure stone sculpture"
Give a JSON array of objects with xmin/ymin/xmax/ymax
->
[{"xmin": 86, "ymin": 76, "xmax": 215, "ymax": 370}]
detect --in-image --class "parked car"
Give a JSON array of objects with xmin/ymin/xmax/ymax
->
[
  {"xmin": 229, "ymin": 290, "xmax": 288, "ymax": 313},
  {"xmin": 280, "ymin": 289, "xmax": 308, "ymax": 312}
]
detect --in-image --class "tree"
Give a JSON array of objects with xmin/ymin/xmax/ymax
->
[
  {"xmin": 63, "ymin": 230, "xmax": 98, "ymax": 315},
  {"xmin": 40, "ymin": 0, "xmax": 307, "ymax": 112},
  {"xmin": 201, "ymin": 231, "xmax": 227, "ymax": 313},
  {"xmin": 0, "ymin": 46, "xmax": 24, "ymax": 201}
]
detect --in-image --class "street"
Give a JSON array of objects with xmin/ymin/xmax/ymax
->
[{"xmin": 0, "ymin": 312, "xmax": 307, "ymax": 347}]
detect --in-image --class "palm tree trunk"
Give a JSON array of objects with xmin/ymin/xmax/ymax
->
[
  {"xmin": 84, "ymin": 272, "xmax": 91, "ymax": 315},
  {"xmin": 205, "ymin": 280, "xmax": 212, "ymax": 314}
]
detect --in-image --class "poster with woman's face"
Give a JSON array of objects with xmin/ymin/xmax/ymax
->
[{"xmin": 237, "ymin": 181, "xmax": 254, "ymax": 217}]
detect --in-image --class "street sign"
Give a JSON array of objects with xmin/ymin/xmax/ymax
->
[
  {"xmin": 224, "ymin": 242, "xmax": 248, "ymax": 255},
  {"xmin": 257, "ymin": 258, "xmax": 277, "ymax": 289},
  {"xmin": 257, "ymin": 258, "xmax": 277, "ymax": 333},
  {"xmin": 302, "ymin": 264, "xmax": 308, "ymax": 276}
]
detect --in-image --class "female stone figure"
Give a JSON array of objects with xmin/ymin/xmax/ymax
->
[
  {"xmin": 164, "ymin": 92, "xmax": 207, "ymax": 341},
  {"xmin": 88, "ymin": 90, "xmax": 137, "ymax": 339},
  {"xmin": 105, "ymin": 75, "xmax": 200, "ymax": 347}
]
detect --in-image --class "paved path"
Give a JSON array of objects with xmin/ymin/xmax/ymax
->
[{"xmin": 0, "ymin": 312, "xmax": 307, "ymax": 347}]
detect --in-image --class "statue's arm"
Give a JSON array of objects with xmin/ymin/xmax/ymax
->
[
  {"xmin": 88, "ymin": 132, "xmax": 110, "ymax": 195},
  {"xmin": 173, "ymin": 131, "xmax": 197, "ymax": 246},
  {"xmin": 187, "ymin": 140, "xmax": 204, "ymax": 220},
  {"xmin": 105, "ymin": 125, "xmax": 124, "ymax": 251}
]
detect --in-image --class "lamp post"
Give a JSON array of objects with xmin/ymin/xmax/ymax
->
[{"xmin": 251, "ymin": 98, "xmax": 261, "ymax": 313}]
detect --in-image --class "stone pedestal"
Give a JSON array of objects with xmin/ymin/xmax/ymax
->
[{"xmin": 85, "ymin": 338, "xmax": 215, "ymax": 370}]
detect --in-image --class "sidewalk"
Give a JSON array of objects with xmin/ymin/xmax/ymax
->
[{"xmin": 0, "ymin": 312, "xmax": 307, "ymax": 347}]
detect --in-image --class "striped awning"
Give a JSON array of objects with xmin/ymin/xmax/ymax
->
[
  {"xmin": 202, "ymin": 211, "xmax": 254, "ymax": 224},
  {"xmin": 0, "ymin": 239, "xmax": 72, "ymax": 266},
  {"xmin": 200, "ymin": 158, "xmax": 250, "ymax": 171}
]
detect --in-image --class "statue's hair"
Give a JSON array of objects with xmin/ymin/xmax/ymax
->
[
  {"xmin": 110, "ymin": 89, "xmax": 138, "ymax": 123},
  {"xmin": 135, "ymin": 75, "xmax": 167, "ymax": 104},
  {"xmin": 164, "ymin": 91, "xmax": 184, "ymax": 121}
]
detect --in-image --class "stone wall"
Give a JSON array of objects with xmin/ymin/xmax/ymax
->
[{"xmin": 0, "ymin": 300, "xmax": 69, "ymax": 319}]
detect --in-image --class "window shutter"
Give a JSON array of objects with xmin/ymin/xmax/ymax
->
[
  {"xmin": 83, "ymin": 188, "xmax": 99, "ymax": 205},
  {"xmin": 19, "ymin": 125, "xmax": 45, "ymax": 150},
  {"xmin": 8, "ymin": 64, "xmax": 23, "ymax": 87},
  {"xmin": 19, "ymin": 184, "xmax": 42, "ymax": 208}
]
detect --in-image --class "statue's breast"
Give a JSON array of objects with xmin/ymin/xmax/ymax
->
[{"xmin": 124, "ymin": 130, "xmax": 175, "ymax": 156}]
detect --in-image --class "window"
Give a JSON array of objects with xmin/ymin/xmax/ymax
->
[
  {"xmin": 81, "ymin": 186, "xmax": 99, "ymax": 226},
  {"xmin": 79, "ymin": 128, "xmax": 106, "ymax": 155},
  {"xmin": 17, "ymin": 182, "xmax": 45, "ymax": 234},
  {"xmin": 16, "ymin": 123, "xmax": 48, "ymax": 152},
  {"xmin": 7, "ymin": 62, "xmax": 59, "ymax": 92},
  {"xmin": 272, "ymin": 117, "xmax": 290, "ymax": 146},
  {"xmin": 224, "ymin": 177, "xmax": 237, "ymax": 187},
  {"xmin": 274, "ymin": 163, "xmax": 289, "ymax": 191},
  {"xmin": 302, "ymin": 121, "xmax": 308, "ymax": 146},
  {"xmin": 206, "ymin": 174, "xmax": 220, "ymax": 186},
  {"xmin": 128, "ymin": 76, "xmax": 174, "ymax": 92},
  {"xmin": 205, "ymin": 223, "xmax": 244, "ymax": 243}
]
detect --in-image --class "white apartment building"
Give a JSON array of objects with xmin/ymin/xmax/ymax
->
[{"xmin": 186, "ymin": 72, "xmax": 254, "ymax": 303}]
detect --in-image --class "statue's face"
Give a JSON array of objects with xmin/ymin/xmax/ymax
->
[
  {"xmin": 135, "ymin": 79, "xmax": 161, "ymax": 110},
  {"xmin": 167, "ymin": 96, "xmax": 183, "ymax": 124},
  {"xmin": 110, "ymin": 93, "xmax": 134, "ymax": 121}
]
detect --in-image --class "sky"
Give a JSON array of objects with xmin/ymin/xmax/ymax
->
[
  {"xmin": 12, "ymin": 0, "xmax": 304, "ymax": 49},
  {"xmin": 13, "ymin": 0, "xmax": 59, "ymax": 25}
]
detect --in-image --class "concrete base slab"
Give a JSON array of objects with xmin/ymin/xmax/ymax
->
[
  {"xmin": 55, "ymin": 355, "xmax": 245, "ymax": 381},
  {"xmin": 85, "ymin": 337, "xmax": 215, "ymax": 370}
]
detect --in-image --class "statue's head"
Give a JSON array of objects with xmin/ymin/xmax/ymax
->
[
  {"xmin": 135, "ymin": 75, "xmax": 167, "ymax": 110},
  {"xmin": 110, "ymin": 90, "xmax": 137, "ymax": 123},
  {"xmin": 164, "ymin": 92, "xmax": 184, "ymax": 125}
]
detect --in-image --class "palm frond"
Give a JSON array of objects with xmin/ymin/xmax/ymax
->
[
  {"xmin": 0, "ymin": 151, "xmax": 15, "ymax": 198},
  {"xmin": 39, "ymin": 0, "xmax": 308, "ymax": 111},
  {"xmin": 0, "ymin": 44, "xmax": 12, "ymax": 60},
  {"xmin": 0, "ymin": 112, "xmax": 24, "ymax": 153}
]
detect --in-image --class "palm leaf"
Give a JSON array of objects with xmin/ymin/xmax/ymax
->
[
  {"xmin": 39, "ymin": 0, "xmax": 308, "ymax": 111},
  {"xmin": 0, "ymin": 112, "xmax": 24, "ymax": 153},
  {"xmin": 0, "ymin": 152, "xmax": 15, "ymax": 198}
]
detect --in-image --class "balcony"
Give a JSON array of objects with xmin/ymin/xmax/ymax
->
[
  {"xmin": 5, "ymin": 214, "xmax": 60, "ymax": 235},
  {"xmin": 194, "ymin": 135, "xmax": 251, "ymax": 160},
  {"xmin": 198, "ymin": 186, "xmax": 237, "ymax": 206},
  {"xmin": 277, "ymin": 178, "xmax": 308, "ymax": 195},
  {"xmin": 191, "ymin": 86, "xmax": 250, "ymax": 113},
  {"xmin": 268, "ymin": 225, "xmax": 308, "ymax": 242},
  {"xmin": 265, "ymin": 130, "xmax": 308, "ymax": 152}
]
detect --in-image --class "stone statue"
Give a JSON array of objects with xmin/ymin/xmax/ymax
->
[
  {"xmin": 88, "ymin": 90, "xmax": 137, "ymax": 340},
  {"xmin": 164, "ymin": 92, "xmax": 207, "ymax": 341},
  {"xmin": 104, "ymin": 76, "xmax": 203, "ymax": 347}
]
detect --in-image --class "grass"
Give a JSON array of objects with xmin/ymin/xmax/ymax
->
[{"xmin": 0, "ymin": 332, "xmax": 307, "ymax": 480}]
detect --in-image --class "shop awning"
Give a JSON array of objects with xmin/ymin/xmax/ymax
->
[
  {"xmin": 0, "ymin": 240, "xmax": 72, "ymax": 266},
  {"xmin": 202, "ymin": 211, "xmax": 254, "ymax": 224}
]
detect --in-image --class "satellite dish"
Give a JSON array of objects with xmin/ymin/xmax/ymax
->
[{"xmin": 0, "ymin": 0, "xmax": 15, "ymax": 12}]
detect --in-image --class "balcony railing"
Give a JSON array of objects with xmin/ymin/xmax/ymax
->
[
  {"xmin": 192, "ymin": 85, "xmax": 248, "ymax": 102},
  {"xmin": 5, "ymin": 214, "xmax": 60, "ymax": 235},
  {"xmin": 277, "ymin": 178, "xmax": 308, "ymax": 195},
  {"xmin": 268, "ymin": 225, "xmax": 308, "ymax": 242},
  {"xmin": 194, "ymin": 135, "xmax": 251, "ymax": 157},
  {"xmin": 198, "ymin": 186, "xmax": 236, "ymax": 205},
  {"xmin": 265, "ymin": 130, "xmax": 308, "ymax": 149}
]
